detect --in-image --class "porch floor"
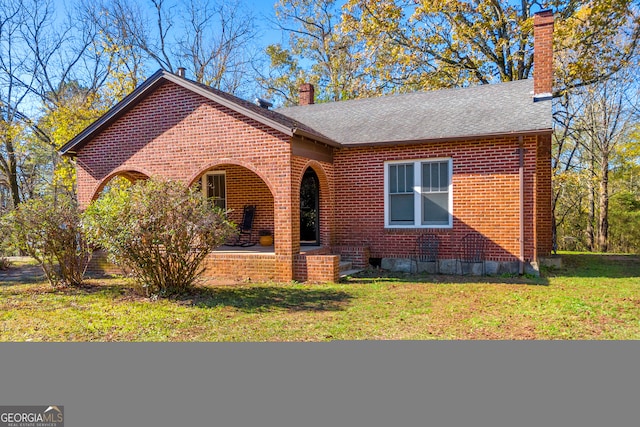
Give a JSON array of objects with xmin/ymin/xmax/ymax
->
[{"xmin": 214, "ymin": 245, "xmax": 323, "ymax": 254}]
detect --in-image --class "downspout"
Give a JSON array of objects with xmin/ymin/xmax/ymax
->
[{"xmin": 519, "ymin": 136, "xmax": 525, "ymax": 275}]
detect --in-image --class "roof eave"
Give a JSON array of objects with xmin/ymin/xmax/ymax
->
[
  {"xmin": 293, "ymin": 127, "xmax": 341, "ymax": 148},
  {"xmin": 338, "ymin": 128, "xmax": 553, "ymax": 147}
]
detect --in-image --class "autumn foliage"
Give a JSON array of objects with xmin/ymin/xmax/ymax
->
[
  {"xmin": 4, "ymin": 193, "xmax": 92, "ymax": 287},
  {"xmin": 83, "ymin": 179, "xmax": 236, "ymax": 296}
]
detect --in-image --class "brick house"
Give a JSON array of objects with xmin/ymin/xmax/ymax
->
[{"xmin": 61, "ymin": 11, "xmax": 554, "ymax": 282}]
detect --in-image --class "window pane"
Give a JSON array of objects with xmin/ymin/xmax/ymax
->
[
  {"xmin": 390, "ymin": 165, "xmax": 398, "ymax": 193},
  {"xmin": 206, "ymin": 175, "xmax": 215, "ymax": 198},
  {"xmin": 431, "ymin": 163, "xmax": 439, "ymax": 191},
  {"xmin": 399, "ymin": 164, "xmax": 406, "ymax": 192},
  {"xmin": 405, "ymin": 164, "xmax": 413, "ymax": 193},
  {"xmin": 422, "ymin": 163, "xmax": 430, "ymax": 191},
  {"xmin": 439, "ymin": 161, "xmax": 449, "ymax": 191},
  {"xmin": 422, "ymin": 193, "xmax": 449, "ymax": 225},
  {"xmin": 390, "ymin": 164, "xmax": 413, "ymax": 193},
  {"xmin": 387, "ymin": 160, "xmax": 451, "ymax": 227},
  {"xmin": 214, "ymin": 199, "xmax": 225, "ymax": 210},
  {"xmin": 390, "ymin": 194, "xmax": 414, "ymax": 224},
  {"xmin": 214, "ymin": 174, "xmax": 225, "ymax": 199}
]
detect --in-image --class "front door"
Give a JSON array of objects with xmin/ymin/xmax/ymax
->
[{"xmin": 300, "ymin": 168, "xmax": 320, "ymax": 245}]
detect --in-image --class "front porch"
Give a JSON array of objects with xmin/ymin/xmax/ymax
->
[
  {"xmin": 203, "ymin": 245, "xmax": 342, "ymax": 283},
  {"xmin": 214, "ymin": 245, "xmax": 322, "ymax": 254},
  {"xmin": 86, "ymin": 160, "xmax": 342, "ymax": 283},
  {"xmin": 86, "ymin": 245, "xmax": 347, "ymax": 283}
]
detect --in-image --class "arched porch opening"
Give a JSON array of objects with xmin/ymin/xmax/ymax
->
[
  {"xmin": 84, "ymin": 169, "xmax": 151, "ymax": 277},
  {"xmin": 300, "ymin": 168, "xmax": 320, "ymax": 245},
  {"xmin": 298, "ymin": 162, "xmax": 333, "ymax": 248},
  {"xmin": 191, "ymin": 163, "xmax": 275, "ymax": 248},
  {"xmin": 90, "ymin": 170, "xmax": 150, "ymax": 202}
]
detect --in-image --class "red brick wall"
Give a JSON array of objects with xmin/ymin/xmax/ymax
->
[
  {"xmin": 306, "ymin": 255, "xmax": 340, "ymax": 283},
  {"xmin": 201, "ymin": 253, "xmax": 276, "ymax": 281},
  {"xmin": 535, "ymin": 134, "xmax": 553, "ymax": 258},
  {"xmin": 332, "ymin": 246, "xmax": 370, "ymax": 268},
  {"xmin": 293, "ymin": 247, "xmax": 332, "ymax": 281},
  {"xmin": 86, "ymin": 250, "xmax": 278, "ymax": 282},
  {"xmin": 86, "ymin": 250, "xmax": 125, "ymax": 276},
  {"xmin": 333, "ymin": 134, "xmax": 552, "ymax": 263},
  {"xmin": 293, "ymin": 253, "xmax": 339, "ymax": 283},
  {"xmin": 77, "ymin": 81, "xmax": 291, "ymax": 207}
]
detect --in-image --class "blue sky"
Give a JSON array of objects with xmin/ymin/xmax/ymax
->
[
  {"xmin": 49, "ymin": 0, "xmax": 289, "ymax": 98},
  {"xmin": 209, "ymin": 0, "xmax": 286, "ymax": 46},
  {"xmin": 54, "ymin": 0, "xmax": 285, "ymax": 49}
]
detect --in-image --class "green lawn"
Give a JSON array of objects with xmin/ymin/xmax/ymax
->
[{"xmin": 1, "ymin": 253, "xmax": 639, "ymax": 341}]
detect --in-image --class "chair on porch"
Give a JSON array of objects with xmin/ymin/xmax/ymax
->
[
  {"xmin": 227, "ymin": 205, "xmax": 257, "ymax": 247},
  {"xmin": 414, "ymin": 233, "xmax": 439, "ymax": 274},
  {"xmin": 457, "ymin": 233, "xmax": 486, "ymax": 275}
]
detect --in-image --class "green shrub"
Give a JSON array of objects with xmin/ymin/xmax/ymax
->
[
  {"xmin": 83, "ymin": 178, "xmax": 236, "ymax": 296},
  {"xmin": 4, "ymin": 194, "xmax": 91, "ymax": 286}
]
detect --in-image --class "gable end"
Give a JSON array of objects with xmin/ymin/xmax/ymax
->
[{"xmin": 59, "ymin": 70, "xmax": 338, "ymax": 156}]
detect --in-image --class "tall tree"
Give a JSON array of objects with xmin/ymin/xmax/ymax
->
[
  {"xmin": 86, "ymin": 0, "xmax": 258, "ymax": 95},
  {"xmin": 608, "ymin": 126, "xmax": 640, "ymax": 252},
  {"xmin": 37, "ymin": 81, "xmax": 109, "ymax": 194},
  {"xmin": 180, "ymin": 0, "xmax": 257, "ymax": 91},
  {"xmin": 19, "ymin": 0, "xmax": 114, "ymax": 198},
  {"xmin": 259, "ymin": 0, "xmax": 368, "ymax": 106},
  {"xmin": 0, "ymin": 0, "xmax": 34, "ymax": 208},
  {"xmin": 553, "ymin": 63, "xmax": 639, "ymax": 252},
  {"xmin": 552, "ymin": 87, "xmax": 588, "ymax": 251},
  {"xmin": 81, "ymin": 0, "xmax": 147, "ymax": 100},
  {"xmin": 579, "ymin": 70, "xmax": 638, "ymax": 251},
  {"xmin": 0, "ymin": 0, "xmax": 115, "ymax": 205},
  {"xmin": 342, "ymin": 0, "xmax": 640, "ymax": 94}
]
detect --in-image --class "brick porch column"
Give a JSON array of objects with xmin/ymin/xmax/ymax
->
[{"xmin": 274, "ymin": 190, "xmax": 298, "ymax": 282}]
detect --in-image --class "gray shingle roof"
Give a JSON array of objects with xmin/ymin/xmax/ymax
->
[
  {"xmin": 276, "ymin": 79, "xmax": 551, "ymax": 145},
  {"xmin": 61, "ymin": 71, "xmax": 551, "ymax": 156}
]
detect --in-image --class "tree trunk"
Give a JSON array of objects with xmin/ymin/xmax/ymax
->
[
  {"xmin": 8, "ymin": 147, "xmax": 20, "ymax": 209},
  {"xmin": 598, "ymin": 153, "xmax": 609, "ymax": 252},
  {"xmin": 586, "ymin": 165, "xmax": 596, "ymax": 251},
  {"xmin": 1, "ymin": 132, "xmax": 22, "ymax": 209},
  {"xmin": 551, "ymin": 209, "xmax": 558, "ymax": 254}
]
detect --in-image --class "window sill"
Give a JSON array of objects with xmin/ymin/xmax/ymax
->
[{"xmin": 384, "ymin": 226, "xmax": 453, "ymax": 233}]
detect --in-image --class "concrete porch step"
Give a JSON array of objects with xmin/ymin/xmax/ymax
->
[
  {"xmin": 339, "ymin": 261, "xmax": 353, "ymax": 272},
  {"xmin": 339, "ymin": 268, "xmax": 363, "ymax": 278},
  {"xmin": 339, "ymin": 260, "xmax": 363, "ymax": 278}
]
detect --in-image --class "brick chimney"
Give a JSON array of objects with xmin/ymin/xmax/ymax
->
[
  {"xmin": 533, "ymin": 10, "xmax": 554, "ymax": 100},
  {"xmin": 299, "ymin": 83, "xmax": 315, "ymax": 106}
]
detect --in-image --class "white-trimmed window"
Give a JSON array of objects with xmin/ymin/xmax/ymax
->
[
  {"xmin": 384, "ymin": 158, "xmax": 452, "ymax": 228},
  {"xmin": 201, "ymin": 171, "xmax": 226, "ymax": 210}
]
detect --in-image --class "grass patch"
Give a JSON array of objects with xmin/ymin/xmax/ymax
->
[{"xmin": 1, "ymin": 252, "xmax": 639, "ymax": 341}]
